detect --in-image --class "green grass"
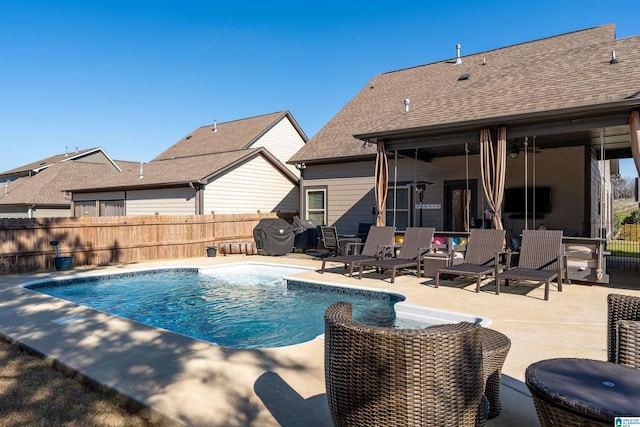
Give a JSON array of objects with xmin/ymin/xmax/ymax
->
[{"xmin": 607, "ymin": 239, "xmax": 640, "ymax": 256}]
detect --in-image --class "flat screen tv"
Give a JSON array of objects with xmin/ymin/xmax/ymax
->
[{"xmin": 503, "ymin": 187, "xmax": 552, "ymax": 213}]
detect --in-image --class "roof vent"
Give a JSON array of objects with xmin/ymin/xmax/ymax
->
[
  {"xmin": 65, "ymin": 145, "xmax": 69, "ymax": 157},
  {"xmin": 454, "ymin": 44, "xmax": 462, "ymax": 65},
  {"xmin": 404, "ymin": 98, "xmax": 410, "ymax": 113},
  {"xmin": 212, "ymin": 119, "xmax": 217, "ymax": 133},
  {"xmin": 458, "ymin": 73, "xmax": 470, "ymax": 81},
  {"xmin": 482, "ymin": 57, "xmax": 486, "ymax": 66},
  {"xmin": 610, "ymin": 50, "xmax": 619, "ymax": 64},
  {"xmin": 139, "ymin": 162, "xmax": 144, "ymax": 179}
]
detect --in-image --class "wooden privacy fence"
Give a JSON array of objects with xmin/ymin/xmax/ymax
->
[{"xmin": 0, "ymin": 212, "xmax": 279, "ymax": 275}]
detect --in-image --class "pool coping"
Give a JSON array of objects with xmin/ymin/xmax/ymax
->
[{"xmin": 22, "ymin": 261, "xmax": 492, "ymax": 344}]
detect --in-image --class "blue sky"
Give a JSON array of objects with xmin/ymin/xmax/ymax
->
[{"xmin": 0, "ymin": 0, "xmax": 638, "ymax": 177}]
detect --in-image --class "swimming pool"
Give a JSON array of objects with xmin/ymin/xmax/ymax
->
[
  {"xmin": 26, "ymin": 263, "xmax": 408, "ymax": 349},
  {"xmin": 24, "ymin": 262, "xmax": 490, "ymax": 349}
]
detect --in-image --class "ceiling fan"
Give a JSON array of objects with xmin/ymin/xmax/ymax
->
[{"xmin": 508, "ymin": 138, "xmax": 541, "ymax": 159}]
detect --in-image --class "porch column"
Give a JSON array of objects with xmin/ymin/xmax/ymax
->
[
  {"xmin": 479, "ymin": 127, "xmax": 506, "ymax": 230},
  {"xmin": 374, "ymin": 141, "xmax": 389, "ymax": 226},
  {"xmin": 631, "ymin": 111, "xmax": 640, "ymax": 177}
]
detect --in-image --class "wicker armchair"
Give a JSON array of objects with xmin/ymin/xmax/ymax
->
[
  {"xmin": 607, "ymin": 293, "xmax": 640, "ymax": 368},
  {"xmin": 324, "ymin": 302, "xmax": 488, "ymax": 427}
]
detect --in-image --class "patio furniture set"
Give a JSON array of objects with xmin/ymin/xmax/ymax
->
[
  {"xmin": 320, "ymin": 227, "xmax": 640, "ymax": 426},
  {"xmin": 323, "ymin": 294, "xmax": 640, "ymax": 426},
  {"xmin": 320, "ymin": 225, "xmax": 569, "ymax": 300}
]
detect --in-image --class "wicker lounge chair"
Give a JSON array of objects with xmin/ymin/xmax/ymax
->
[
  {"xmin": 324, "ymin": 302, "xmax": 488, "ymax": 427},
  {"xmin": 356, "ymin": 227, "xmax": 435, "ymax": 283},
  {"xmin": 433, "ymin": 229, "xmax": 506, "ymax": 293},
  {"xmin": 320, "ymin": 226, "xmax": 396, "ymax": 275},
  {"xmin": 495, "ymin": 229, "xmax": 568, "ymax": 300},
  {"xmin": 607, "ymin": 293, "xmax": 640, "ymax": 368}
]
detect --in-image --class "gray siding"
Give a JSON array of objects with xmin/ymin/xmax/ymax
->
[
  {"xmin": 0, "ymin": 207, "xmax": 29, "ymax": 218},
  {"xmin": 305, "ymin": 145, "xmax": 588, "ymax": 236},
  {"xmin": 73, "ymin": 191, "xmax": 126, "ymax": 201},
  {"xmin": 303, "ymin": 161, "xmax": 376, "ymax": 234},
  {"xmin": 33, "ymin": 207, "xmax": 71, "ymax": 218},
  {"xmin": 126, "ymin": 188, "xmax": 196, "ymax": 216}
]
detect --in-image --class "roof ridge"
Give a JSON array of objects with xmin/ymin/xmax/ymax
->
[
  {"xmin": 150, "ymin": 147, "xmax": 261, "ymax": 163},
  {"xmin": 193, "ymin": 110, "xmax": 287, "ymax": 130},
  {"xmin": 379, "ymin": 24, "xmax": 616, "ymax": 76}
]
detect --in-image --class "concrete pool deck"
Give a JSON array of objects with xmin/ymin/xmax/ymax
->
[{"xmin": 0, "ymin": 254, "xmax": 638, "ymax": 426}]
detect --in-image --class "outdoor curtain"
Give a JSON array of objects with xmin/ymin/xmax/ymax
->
[
  {"xmin": 631, "ymin": 111, "xmax": 640, "ymax": 177},
  {"xmin": 374, "ymin": 141, "xmax": 389, "ymax": 226},
  {"xmin": 479, "ymin": 127, "xmax": 506, "ymax": 230}
]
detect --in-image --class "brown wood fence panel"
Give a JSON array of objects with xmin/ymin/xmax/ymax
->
[{"xmin": 0, "ymin": 213, "xmax": 279, "ymax": 275}]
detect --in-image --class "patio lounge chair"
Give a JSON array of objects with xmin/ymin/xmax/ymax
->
[
  {"xmin": 607, "ymin": 293, "xmax": 640, "ymax": 368},
  {"xmin": 318, "ymin": 225, "xmax": 342, "ymax": 256},
  {"xmin": 320, "ymin": 226, "xmax": 396, "ymax": 275},
  {"xmin": 495, "ymin": 229, "xmax": 568, "ymax": 300},
  {"xmin": 324, "ymin": 302, "xmax": 488, "ymax": 427},
  {"xmin": 433, "ymin": 229, "xmax": 506, "ymax": 293},
  {"xmin": 356, "ymin": 227, "xmax": 435, "ymax": 283}
]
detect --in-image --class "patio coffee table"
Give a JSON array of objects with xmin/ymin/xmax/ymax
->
[{"xmin": 525, "ymin": 358, "xmax": 640, "ymax": 426}]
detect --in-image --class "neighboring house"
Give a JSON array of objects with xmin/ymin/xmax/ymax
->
[
  {"xmin": 289, "ymin": 24, "xmax": 640, "ymax": 241},
  {"xmin": 68, "ymin": 111, "xmax": 307, "ymax": 217},
  {"xmin": 0, "ymin": 148, "xmax": 121, "ymax": 218}
]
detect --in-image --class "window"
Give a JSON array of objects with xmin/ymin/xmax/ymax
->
[
  {"xmin": 306, "ymin": 189, "xmax": 326, "ymax": 225},
  {"xmin": 99, "ymin": 199, "xmax": 125, "ymax": 216},
  {"xmin": 75, "ymin": 201, "xmax": 97, "ymax": 217},
  {"xmin": 74, "ymin": 199, "xmax": 125, "ymax": 217},
  {"xmin": 386, "ymin": 186, "xmax": 409, "ymax": 231}
]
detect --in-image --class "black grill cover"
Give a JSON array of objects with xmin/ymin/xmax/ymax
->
[
  {"xmin": 293, "ymin": 216, "xmax": 319, "ymax": 249},
  {"xmin": 253, "ymin": 218, "xmax": 295, "ymax": 256}
]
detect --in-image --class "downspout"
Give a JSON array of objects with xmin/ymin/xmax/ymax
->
[
  {"xmin": 295, "ymin": 163, "xmax": 306, "ymax": 219},
  {"xmin": 28, "ymin": 204, "xmax": 36, "ymax": 219},
  {"xmin": 190, "ymin": 183, "xmax": 204, "ymax": 215}
]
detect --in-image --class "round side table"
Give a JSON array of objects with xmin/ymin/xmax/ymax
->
[{"xmin": 525, "ymin": 358, "xmax": 640, "ymax": 426}]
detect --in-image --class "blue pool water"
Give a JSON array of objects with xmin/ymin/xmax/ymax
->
[{"xmin": 29, "ymin": 264, "xmax": 405, "ymax": 349}]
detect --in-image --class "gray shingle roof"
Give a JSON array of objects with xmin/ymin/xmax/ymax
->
[
  {"xmin": 68, "ymin": 149, "xmax": 258, "ymax": 191},
  {"xmin": 153, "ymin": 111, "xmax": 294, "ymax": 161},
  {"xmin": 67, "ymin": 111, "xmax": 304, "ymax": 192},
  {"xmin": 0, "ymin": 161, "xmax": 116, "ymax": 206},
  {"xmin": 290, "ymin": 24, "xmax": 640, "ymax": 164},
  {"xmin": 0, "ymin": 147, "xmax": 108, "ymax": 177}
]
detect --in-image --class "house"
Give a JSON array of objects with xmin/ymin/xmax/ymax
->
[
  {"xmin": 0, "ymin": 148, "xmax": 121, "ymax": 218},
  {"xmin": 68, "ymin": 111, "xmax": 307, "ymax": 217},
  {"xmin": 289, "ymin": 24, "xmax": 640, "ymax": 242}
]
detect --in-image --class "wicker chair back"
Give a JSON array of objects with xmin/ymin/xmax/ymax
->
[{"xmin": 324, "ymin": 302, "xmax": 486, "ymax": 427}]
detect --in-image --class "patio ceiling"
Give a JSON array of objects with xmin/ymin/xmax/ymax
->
[{"xmin": 358, "ymin": 100, "xmax": 640, "ymax": 162}]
